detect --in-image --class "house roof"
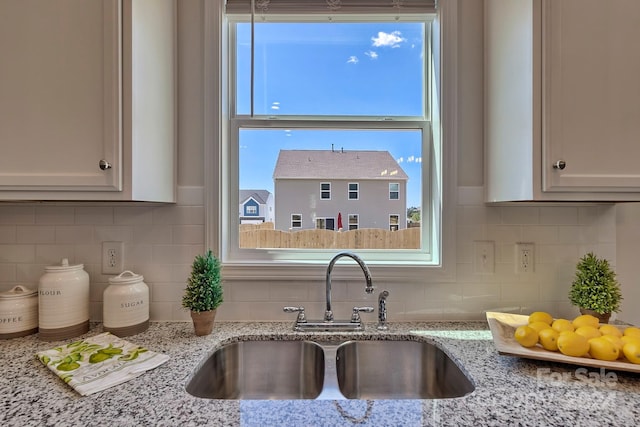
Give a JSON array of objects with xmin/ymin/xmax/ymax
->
[
  {"xmin": 239, "ymin": 189, "xmax": 271, "ymax": 204},
  {"xmin": 273, "ymin": 150, "xmax": 409, "ymax": 181}
]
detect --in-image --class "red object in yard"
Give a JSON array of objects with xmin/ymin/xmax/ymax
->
[{"xmin": 337, "ymin": 212, "xmax": 343, "ymax": 230}]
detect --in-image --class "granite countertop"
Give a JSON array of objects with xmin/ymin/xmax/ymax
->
[{"xmin": 2, "ymin": 321, "xmax": 640, "ymax": 426}]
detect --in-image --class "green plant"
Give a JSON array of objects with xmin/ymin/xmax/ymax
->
[
  {"xmin": 569, "ymin": 252, "xmax": 622, "ymax": 314},
  {"xmin": 182, "ymin": 250, "xmax": 223, "ymax": 312}
]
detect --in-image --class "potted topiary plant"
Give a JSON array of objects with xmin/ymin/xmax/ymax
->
[
  {"xmin": 182, "ymin": 250, "xmax": 224, "ymax": 336},
  {"xmin": 568, "ymin": 252, "xmax": 622, "ymax": 323}
]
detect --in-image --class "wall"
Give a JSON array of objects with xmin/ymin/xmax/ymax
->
[{"xmin": 0, "ymin": 0, "xmax": 625, "ymax": 323}]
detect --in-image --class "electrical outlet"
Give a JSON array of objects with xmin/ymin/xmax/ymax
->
[
  {"xmin": 516, "ymin": 243, "xmax": 534, "ymax": 273},
  {"xmin": 102, "ymin": 241, "xmax": 124, "ymax": 274},
  {"xmin": 474, "ymin": 241, "xmax": 495, "ymax": 274}
]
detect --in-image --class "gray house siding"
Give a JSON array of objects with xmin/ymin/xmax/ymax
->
[{"xmin": 273, "ymin": 150, "xmax": 408, "ymax": 231}]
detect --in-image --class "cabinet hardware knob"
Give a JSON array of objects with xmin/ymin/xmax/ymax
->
[
  {"xmin": 99, "ymin": 160, "xmax": 112, "ymax": 170},
  {"xmin": 553, "ymin": 160, "xmax": 566, "ymax": 170}
]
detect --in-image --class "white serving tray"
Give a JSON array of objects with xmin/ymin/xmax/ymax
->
[{"xmin": 486, "ymin": 311, "xmax": 640, "ymax": 373}]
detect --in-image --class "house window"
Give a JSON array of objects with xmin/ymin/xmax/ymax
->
[
  {"xmin": 207, "ymin": 0, "xmax": 458, "ymax": 278},
  {"xmin": 246, "ymin": 205, "xmax": 257, "ymax": 215},
  {"xmin": 389, "ymin": 214, "xmax": 399, "ymax": 231},
  {"xmin": 348, "ymin": 183, "xmax": 359, "ymax": 200},
  {"xmin": 348, "ymin": 214, "xmax": 359, "ymax": 231},
  {"xmin": 389, "ymin": 183, "xmax": 399, "ymax": 200},
  {"xmin": 291, "ymin": 214, "xmax": 302, "ymax": 228},
  {"xmin": 315, "ymin": 217, "xmax": 335, "ymax": 231},
  {"xmin": 320, "ymin": 182, "xmax": 331, "ymax": 200}
]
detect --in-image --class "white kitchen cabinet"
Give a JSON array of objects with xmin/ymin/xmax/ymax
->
[
  {"xmin": 0, "ymin": 0, "xmax": 176, "ymax": 202},
  {"xmin": 485, "ymin": 0, "xmax": 640, "ymax": 202}
]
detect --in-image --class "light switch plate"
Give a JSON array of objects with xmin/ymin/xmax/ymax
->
[{"xmin": 474, "ymin": 241, "xmax": 495, "ymax": 274}]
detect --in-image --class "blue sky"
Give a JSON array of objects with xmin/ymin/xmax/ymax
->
[{"xmin": 236, "ymin": 21, "xmax": 425, "ymax": 208}]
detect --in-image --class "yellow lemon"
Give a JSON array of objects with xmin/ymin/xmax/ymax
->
[
  {"xmin": 529, "ymin": 321, "xmax": 552, "ymax": 334},
  {"xmin": 552, "ymin": 318, "xmax": 574, "ymax": 333},
  {"xmin": 514, "ymin": 325, "xmax": 539, "ymax": 348},
  {"xmin": 538, "ymin": 328, "xmax": 560, "ymax": 351},
  {"xmin": 599, "ymin": 324, "xmax": 623, "ymax": 338},
  {"xmin": 557, "ymin": 331, "xmax": 589, "ymax": 357},
  {"xmin": 624, "ymin": 327, "xmax": 640, "ymax": 339},
  {"xmin": 574, "ymin": 325, "xmax": 602, "ymax": 341},
  {"xmin": 589, "ymin": 337, "xmax": 619, "ymax": 361},
  {"xmin": 572, "ymin": 314, "xmax": 600, "ymax": 329},
  {"xmin": 600, "ymin": 334, "xmax": 624, "ymax": 358},
  {"xmin": 621, "ymin": 335, "xmax": 640, "ymax": 347},
  {"xmin": 622, "ymin": 341, "xmax": 640, "ymax": 364},
  {"xmin": 528, "ymin": 311, "xmax": 553, "ymax": 326}
]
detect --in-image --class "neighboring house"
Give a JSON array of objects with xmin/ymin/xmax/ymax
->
[
  {"xmin": 273, "ymin": 149, "xmax": 408, "ymax": 231},
  {"xmin": 239, "ymin": 189, "xmax": 274, "ymax": 224}
]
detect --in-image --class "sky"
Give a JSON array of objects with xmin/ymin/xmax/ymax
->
[{"xmin": 236, "ymin": 21, "xmax": 425, "ymax": 208}]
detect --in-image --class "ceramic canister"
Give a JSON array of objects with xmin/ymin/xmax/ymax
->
[
  {"xmin": 38, "ymin": 258, "xmax": 90, "ymax": 341},
  {"xmin": 103, "ymin": 270, "xmax": 149, "ymax": 337},
  {"xmin": 0, "ymin": 285, "xmax": 38, "ymax": 339}
]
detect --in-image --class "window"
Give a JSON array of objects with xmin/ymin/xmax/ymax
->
[
  {"xmin": 316, "ymin": 217, "xmax": 335, "ymax": 230},
  {"xmin": 389, "ymin": 183, "xmax": 399, "ymax": 200},
  {"xmin": 246, "ymin": 205, "xmax": 257, "ymax": 215},
  {"xmin": 348, "ymin": 183, "xmax": 359, "ymax": 200},
  {"xmin": 320, "ymin": 182, "xmax": 331, "ymax": 200},
  {"xmin": 349, "ymin": 214, "xmax": 359, "ymax": 231},
  {"xmin": 207, "ymin": 0, "xmax": 458, "ymax": 279},
  {"xmin": 389, "ymin": 214, "xmax": 399, "ymax": 231}
]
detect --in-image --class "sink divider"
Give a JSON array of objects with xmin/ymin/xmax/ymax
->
[{"xmin": 316, "ymin": 342, "xmax": 347, "ymax": 400}]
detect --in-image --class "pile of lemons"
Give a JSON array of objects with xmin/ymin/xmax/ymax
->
[{"xmin": 513, "ymin": 311, "xmax": 640, "ymax": 363}]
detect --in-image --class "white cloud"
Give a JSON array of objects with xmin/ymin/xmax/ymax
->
[
  {"xmin": 347, "ymin": 56, "xmax": 359, "ymax": 64},
  {"xmin": 271, "ymin": 105, "xmax": 280, "ymax": 110},
  {"xmin": 364, "ymin": 51, "xmax": 378, "ymax": 59},
  {"xmin": 396, "ymin": 157, "xmax": 404, "ymax": 164},
  {"xmin": 372, "ymin": 31, "xmax": 406, "ymax": 48}
]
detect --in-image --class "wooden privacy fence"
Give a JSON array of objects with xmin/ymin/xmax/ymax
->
[{"xmin": 239, "ymin": 223, "xmax": 420, "ymax": 249}]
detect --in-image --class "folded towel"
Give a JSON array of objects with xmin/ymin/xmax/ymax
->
[{"xmin": 36, "ymin": 332, "xmax": 170, "ymax": 396}]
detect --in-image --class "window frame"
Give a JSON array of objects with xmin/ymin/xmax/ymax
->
[
  {"xmin": 291, "ymin": 213, "xmax": 302, "ymax": 229},
  {"xmin": 320, "ymin": 182, "xmax": 331, "ymax": 201},
  {"xmin": 204, "ymin": 0, "xmax": 459, "ymax": 283},
  {"xmin": 348, "ymin": 182, "xmax": 359, "ymax": 200},
  {"xmin": 389, "ymin": 182, "xmax": 400, "ymax": 200},
  {"xmin": 348, "ymin": 213, "xmax": 359, "ymax": 231}
]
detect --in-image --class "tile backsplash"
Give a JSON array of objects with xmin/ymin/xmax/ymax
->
[{"xmin": 0, "ymin": 186, "xmax": 617, "ymax": 323}]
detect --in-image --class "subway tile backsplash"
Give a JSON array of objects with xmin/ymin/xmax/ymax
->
[{"xmin": 0, "ymin": 186, "xmax": 617, "ymax": 323}]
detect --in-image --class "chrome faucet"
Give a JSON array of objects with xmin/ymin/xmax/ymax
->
[
  {"xmin": 325, "ymin": 251, "xmax": 374, "ymax": 321},
  {"xmin": 377, "ymin": 290, "xmax": 389, "ymax": 330}
]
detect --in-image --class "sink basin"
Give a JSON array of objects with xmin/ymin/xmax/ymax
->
[
  {"xmin": 186, "ymin": 340, "xmax": 325, "ymax": 399},
  {"xmin": 335, "ymin": 340, "xmax": 474, "ymax": 399}
]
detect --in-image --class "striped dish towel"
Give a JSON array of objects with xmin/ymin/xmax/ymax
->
[{"xmin": 36, "ymin": 332, "xmax": 170, "ymax": 396}]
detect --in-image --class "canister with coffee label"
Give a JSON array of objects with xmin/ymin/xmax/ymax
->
[
  {"xmin": 0, "ymin": 285, "xmax": 38, "ymax": 339},
  {"xmin": 38, "ymin": 258, "xmax": 90, "ymax": 341},
  {"xmin": 103, "ymin": 270, "xmax": 149, "ymax": 337}
]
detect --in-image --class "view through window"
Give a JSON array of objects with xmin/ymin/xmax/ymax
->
[{"xmin": 229, "ymin": 15, "xmax": 434, "ymax": 257}]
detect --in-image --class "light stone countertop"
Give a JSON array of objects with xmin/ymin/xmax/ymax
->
[{"xmin": 2, "ymin": 321, "xmax": 640, "ymax": 426}]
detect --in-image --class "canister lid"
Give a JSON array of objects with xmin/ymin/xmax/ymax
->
[
  {"xmin": 0, "ymin": 285, "xmax": 37, "ymax": 299},
  {"xmin": 108, "ymin": 270, "xmax": 144, "ymax": 285},
  {"xmin": 44, "ymin": 258, "xmax": 84, "ymax": 272}
]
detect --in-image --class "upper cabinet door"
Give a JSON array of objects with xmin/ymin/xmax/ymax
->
[
  {"xmin": 0, "ymin": 0, "xmax": 121, "ymax": 191},
  {"xmin": 543, "ymin": 0, "xmax": 640, "ymax": 193}
]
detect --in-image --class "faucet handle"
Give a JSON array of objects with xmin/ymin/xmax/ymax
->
[
  {"xmin": 284, "ymin": 306, "xmax": 307, "ymax": 323},
  {"xmin": 350, "ymin": 306, "xmax": 374, "ymax": 323}
]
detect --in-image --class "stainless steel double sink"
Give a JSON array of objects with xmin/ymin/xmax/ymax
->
[{"xmin": 185, "ymin": 338, "xmax": 474, "ymax": 400}]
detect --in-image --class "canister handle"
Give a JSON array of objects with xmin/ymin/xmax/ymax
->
[
  {"xmin": 11, "ymin": 285, "xmax": 29, "ymax": 293},
  {"xmin": 116, "ymin": 270, "xmax": 136, "ymax": 278}
]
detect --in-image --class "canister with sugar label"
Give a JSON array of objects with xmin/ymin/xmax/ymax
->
[
  {"xmin": 103, "ymin": 270, "xmax": 149, "ymax": 337},
  {"xmin": 0, "ymin": 285, "xmax": 38, "ymax": 339},
  {"xmin": 38, "ymin": 258, "xmax": 90, "ymax": 341}
]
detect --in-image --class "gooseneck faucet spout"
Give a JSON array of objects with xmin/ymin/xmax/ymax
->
[{"xmin": 325, "ymin": 251, "xmax": 374, "ymax": 322}]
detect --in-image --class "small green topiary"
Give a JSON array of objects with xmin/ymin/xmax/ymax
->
[
  {"xmin": 569, "ymin": 252, "xmax": 622, "ymax": 315},
  {"xmin": 182, "ymin": 250, "xmax": 223, "ymax": 313}
]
